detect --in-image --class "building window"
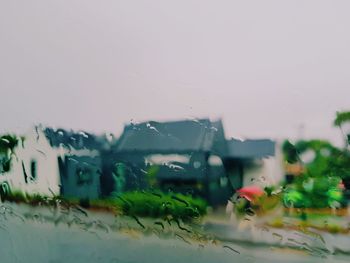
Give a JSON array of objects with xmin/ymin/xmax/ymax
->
[
  {"xmin": 208, "ymin": 155, "xmax": 223, "ymax": 167},
  {"xmin": 76, "ymin": 167, "xmax": 93, "ymax": 186},
  {"xmin": 30, "ymin": 160, "xmax": 37, "ymax": 180},
  {"xmin": 145, "ymin": 154, "xmax": 190, "ymax": 165}
]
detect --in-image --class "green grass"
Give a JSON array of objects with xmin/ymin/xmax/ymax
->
[
  {"xmin": 1, "ymin": 190, "xmax": 49, "ymax": 205},
  {"xmin": 1, "ymin": 189, "xmax": 207, "ymax": 222}
]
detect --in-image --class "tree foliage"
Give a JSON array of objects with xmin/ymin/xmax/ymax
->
[
  {"xmin": 0, "ymin": 134, "xmax": 18, "ymax": 173},
  {"xmin": 282, "ymin": 139, "xmax": 348, "ymax": 208},
  {"xmin": 282, "ymin": 139, "xmax": 350, "ymax": 179},
  {"xmin": 334, "ymin": 111, "xmax": 350, "ymax": 147},
  {"xmin": 0, "ymin": 134, "xmax": 18, "ymax": 153},
  {"xmin": 282, "ymin": 140, "xmax": 299, "ymax": 164},
  {"xmin": 334, "ymin": 111, "xmax": 350, "ymax": 127},
  {"xmin": 283, "ymin": 174, "xmax": 343, "ymax": 208}
]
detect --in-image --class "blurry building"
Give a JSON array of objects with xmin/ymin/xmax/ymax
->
[
  {"xmin": 0, "ymin": 126, "xmax": 108, "ymax": 200},
  {"xmin": 107, "ymin": 119, "xmax": 284, "ymax": 206},
  {"xmin": 44, "ymin": 127, "xmax": 108, "ymax": 200},
  {"xmin": 0, "ymin": 120, "xmax": 284, "ymax": 206},
  {"xmin": 0, "ymin": 126, "xmax": 61, "ymax": 196},
  {"xmin": 223, "ymin": 139, "xmax": 284, "ymax": 190},
  {"xmin": 109, "ymin": 119, "xmax": 231, "ymax": 205}
]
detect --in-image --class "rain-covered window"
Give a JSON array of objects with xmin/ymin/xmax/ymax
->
[{"xmin": 2, "ymin": 1, "xmax": 350, "ymax": 262}]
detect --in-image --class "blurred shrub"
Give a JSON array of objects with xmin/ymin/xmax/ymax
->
[
  {"xmin": 327, "ymin": 223, "xmax": 343, "ymax": 234},
  {"xmin": 269, "ymin": 217, "xmax": 284, "ymax": 228},
  {"xmin": 0, "ymin": 134, "xmax": 18, "ymax": 152},
  {"xmin": 2, "ymin": 189, "xmax": 207, "ymax": 222},
  {"xmin": 0, "ymin": 134, "xmax": 18, "ymax": 173},
  {"xmin": 283, "ymin": 175, "xmax": 344, "ymax": 208},
  {"xmin": 2, "ymin": 190, "xmax": 48, "ymax": 205},
  {"xmin": 282, "ymin": 137, "xmax": 348, "ymax": 208},
  {"xmin": 282, "ymin": 140, "xmax": 299, "ymax": 164},
  {"xmin": 114, "ymin": 190, "xmax": 207, "ymax": 222},
  {"xmin": 3, "ymin": 190, "xmax": 27, "ymax": 203}
]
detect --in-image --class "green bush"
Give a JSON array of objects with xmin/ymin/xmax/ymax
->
[
  {"xmin": 283, "ymin": 175, "xmax": 343, "ymax": 208},
  {"xmin": 114, "ymin": 191, "xmax": 207, "ymax": 222},
  {"xmin": 2, "ymin": 190, "xmax": 48, "ymax": 205},
  {"xmin": 27, "ymin": 193, "xmax": 47, "ymax": 205},
  {"xmin": 1, "ymin": 189, "xmax": 207, "ymax": 222},
  {"xmin": 282, "ymin": 136, "xmax": 348, "ymax": 208},
  {"xmin": 3, "ymin": 190, "xmax": 27, "ymax": 203},
  {"xmin": 0, "ymin": 134, "xmax": 18, "ymax": 152}
]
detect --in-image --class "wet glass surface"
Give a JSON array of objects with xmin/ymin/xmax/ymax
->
[{"xmin": 1, "ymin": 1, "xmax": 350, "ymax": 262}]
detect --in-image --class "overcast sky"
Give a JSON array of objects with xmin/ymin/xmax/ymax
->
[{"xmin": 1, "ymin": 1, "xmax": 349, "ymax": 145}]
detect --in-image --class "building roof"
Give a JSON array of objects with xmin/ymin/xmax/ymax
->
[
  {"xmin": 226, "ymin": 139, "xmax": 275, "ymax": 159},
  {"xmin": 115, "ymin": 119, "xmax": 227, "ymax": 154},
  {"xmin": 44, "ymin": 127, "xmax": 109, "ymax": 151}
]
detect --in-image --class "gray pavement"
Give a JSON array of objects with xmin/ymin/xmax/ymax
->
[
  {"xmin": 0, "ymin": 202, "xmax": 350, "ymax": 262},
  {"xmin": 204, "ymin": 221, "xmax": 347, "ymax": 254}
]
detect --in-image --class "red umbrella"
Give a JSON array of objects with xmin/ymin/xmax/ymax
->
[{"xmin": 237, "ymin": 185, "xmax": 265, "ymax": 202}]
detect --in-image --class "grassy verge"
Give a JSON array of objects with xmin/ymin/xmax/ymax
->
[
  {"xmin": 1, "ymin": 190, "xmax": 61, "ymax": 206},
  {"xmin": 1, "ymin": 190, "xmax": 207, "ymax": 222},
  {"xmin": 266, "ymin": 209, "xmax": 350, "ymax": 234}
]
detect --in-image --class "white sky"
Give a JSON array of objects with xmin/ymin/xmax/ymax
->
[{"xmin": 1, "ymin": 1, "xmax": 349, "ymax": 145}]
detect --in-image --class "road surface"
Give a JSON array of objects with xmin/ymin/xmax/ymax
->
[{"xmin": 0, "ymin": 203, "xmax": 349, "ymax": 263}]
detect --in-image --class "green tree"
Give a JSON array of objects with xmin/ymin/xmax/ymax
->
[
  {"xmin": 282, "ymin": 140, "xmax": 299, "ymax": 164},
  {"xmin": 334, "ymin": 111, "xmax": 350, "ymax": 149},
  {"xmin": 0, "ymin": 134, "xmax": 18, "ymax": 173},
  {"xmin": 282, "ymin": 139, "xmax": 347, "ymax": 208}
]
